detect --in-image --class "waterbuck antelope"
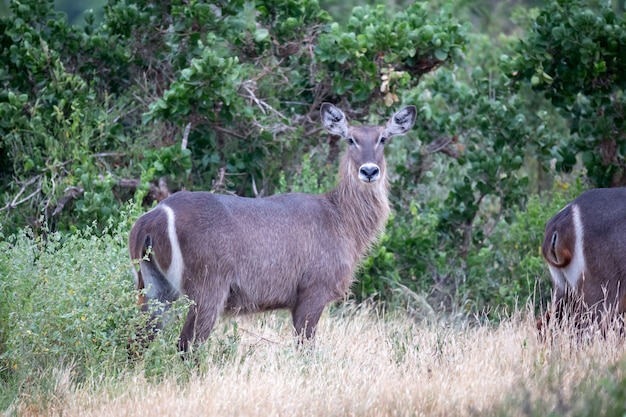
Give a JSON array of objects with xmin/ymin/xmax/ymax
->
[
  {"xmin": 539, "ymin": 187, "xmax": 626, "ymax": 333},
  {"xmin": 129, "ymin": 102, "xmax": 417, "ymax": 351}
]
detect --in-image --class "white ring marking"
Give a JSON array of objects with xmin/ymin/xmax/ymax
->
[
  {"xmin": 561, "ymin": 204, "xmax": 586, "ymax": 292},
  {"xmin": 163, "ymin": 205, "xmax": 184, "ymax": 295}
]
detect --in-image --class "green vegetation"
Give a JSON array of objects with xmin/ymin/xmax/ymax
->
[
  {"xmin": 2, "ymin": 0, "xmax": 626, "ymax": 413},
  {"xmin": 511, "ymin": 0, "xmax": 626, "ymax": 187}
]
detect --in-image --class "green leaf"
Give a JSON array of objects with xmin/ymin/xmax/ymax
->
[
  {"xmin": 181, "ymin": 68, "xmax": 193, "ymax": 80},
  {"xmin": 434, "ymin": 49, "xmax": 448, "ymax": 61},
  {"xmin": 254, "ymin": 28, "xmax": 269, "ymax": 42},
  {"xmin": 23, "ymin": 158, "xmax": 34, "ymax": 172}
]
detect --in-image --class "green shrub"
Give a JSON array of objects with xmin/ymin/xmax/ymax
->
[
  {"xmin": 0, "ymin": 223, "xmax": 133, "ymax": 375},
  {"xmin": 0, "ymin": 208, "xmax": 193, "ymax": 407},
  {"xmin": 357, "ymin": 201, "xmax": 442, "ymax": 302},
  {"xmin": 511, "ymin": 0, "xmax": 626, "ymax": 187}
]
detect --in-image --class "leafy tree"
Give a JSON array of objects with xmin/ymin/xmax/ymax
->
[
  {"xmin": 511, "ymin": 0, "xmax": 626, "ymax": 187},
  {"xmin": 0, "ymin": 0, "xmax": 467, "ymax": 234}
]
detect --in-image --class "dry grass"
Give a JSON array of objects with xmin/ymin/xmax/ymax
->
[{"xmin": 11, "ymin": 304, "xmax": 626, "ymax": 417}]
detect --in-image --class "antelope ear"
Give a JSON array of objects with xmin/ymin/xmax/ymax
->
[
  {"xmin": 384, "ymin": 105, "xmax": 417, "ymax": 137},
  {"xmin": 321, "ymin": 102, "xmax": 349, "ymax": 138}
]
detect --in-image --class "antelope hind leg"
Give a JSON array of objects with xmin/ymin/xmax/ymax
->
[
  {"xmin": 291, "ymin": 292, "xmax": 328, "ymax": 343},
  {"xmin": 178, "ymin": 289, "xmax": 229, "ymax": 353}
]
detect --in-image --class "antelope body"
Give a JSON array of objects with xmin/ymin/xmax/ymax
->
[
  {"xmin": 129, "ymin": 103, "xmax": 416, "ymax": 351},
  {"xmin": 540, "ymin": 187, "xmax": 626, "ymax": 330}
]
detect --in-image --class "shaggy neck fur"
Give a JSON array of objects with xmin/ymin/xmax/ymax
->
[{"xmin": 327, "ymin": 152, "xmax": 391, "ymax": 263}]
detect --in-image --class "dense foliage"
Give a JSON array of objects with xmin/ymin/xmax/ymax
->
[{"xmin": 511, "ymin": 0, "xmax": 626, "ymax": 187}]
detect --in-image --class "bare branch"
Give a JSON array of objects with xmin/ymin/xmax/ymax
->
[
  {"xmin": 238, "ymin": 326, "xmax": 285, "ymax": 347},
  {"xmin": 182, "ymin": 122, "xmax": 191, "ymax": 150},
  {"xmin": 212, "ymin": 125, "xmax": 247, "ymax": 140},
  {"xmin": 118, "ymin": 177, "xmax": 170, "ymax": 203},
  {"xmin": 426, "ymin": 136, "xmax": 454, "ymax": 154},
  {"xmin": 11, "ymin": 186, "xmax": 42, "ymax": 209},
  {"xmin": 157, "ymin": 177, "xmax": 170, "ymax": 199},
  {"xmin": 92, "ymin": 152, "xmax": 126, "ymax": 158},
  {"xmin": 51, "ymin": 186, "xmax": 84, "ymax": 216},
  {"xmin": 439, "ymin": 147, "xmax": 460, "ymax": 159},
  {"xmin": 118, "ymin": 178, "xmax": 141, "ymax": 189},
  {"xmin": 211, "ymin": 167, "xmax": 227, "ymax": 193},
  {"xmin": 251, "ymin": 175, "xmax": 259, "ymax": 197},
  {"xmin": 0, "ymin": 175, "xmax": 43, "ymax": 212},
  {"xmin": 239, "ymin": 80, "xmax": 289, "ymax": 121}
]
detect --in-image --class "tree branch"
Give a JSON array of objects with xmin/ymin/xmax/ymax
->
[
  {"xmin": 51, "ymin": 186, "xmax": 84, "ymax": 216},
  {"xmin": 117, "ymin": 177, "xmax": 170, "ymax": 203},
  {"xmin": 0, "ymin": 175, "xmax": 43, "ymax": 212}
]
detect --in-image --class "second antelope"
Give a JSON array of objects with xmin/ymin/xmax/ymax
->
[
  {"xmin": 540, "ymin": 187, "xmax": 626, "ymax": 332},
  {"xmin": 129, "ymin": 102, "xmax": 417, "ymax": 351}
]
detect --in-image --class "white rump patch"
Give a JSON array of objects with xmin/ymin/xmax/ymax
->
[
  {"xmin": 560, "ymin": 204, "xmax": 586, "ymax": 292},
  {"xmin": 162, "ymin": 205, "xmax": 184, "ymax": 295}
]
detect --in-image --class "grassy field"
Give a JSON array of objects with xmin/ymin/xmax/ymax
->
[
  {"xmin": 5, "ymin": 304, "xmax": 626, "ymax": 417},
  {"xmin": 1, "ymin": 222, "xmax": 625, "ymax": 416}
]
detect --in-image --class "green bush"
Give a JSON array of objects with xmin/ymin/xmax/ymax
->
[
  {"xmin": 1, "ymin": 0, "xmax": 466, "ymax": 235},
  {"xmin": 357, "ymin": 201, "xmax": 442, "ymax": 302},
  {"xmin": 0, "ymin": 209, "xmax": 194, "ymax": 407},
  {"xmin": 511, "ymin": 0, "xmax": 626, "ymax": 187},
  {"xmin": 315, "ymin": 2, "xmax": 468, "ymax": 102},
  {"xmin": 0, "ymin": 222, "xmax": 132, "ymax": 374}
]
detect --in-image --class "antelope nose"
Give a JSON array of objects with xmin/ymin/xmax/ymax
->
[{"xmin": 359, "ymin": 164, "xmax": 380, "ymax": 182}]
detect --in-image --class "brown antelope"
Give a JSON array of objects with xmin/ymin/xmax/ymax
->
[
  {"xmin": 540, "ymin": 187, "xmax": 626, "ymax": 332},
  {"xmin": 129, "ymin": 102, "xmax": 417, "ymax": 351}
]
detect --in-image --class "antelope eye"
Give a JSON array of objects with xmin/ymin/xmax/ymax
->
[
  {"xmin": 348, "ymin": 137, "xmax": 355, "ymax": 145},
  {"xmin": 380, "ymin": 137, "xmax": 387, "ymax": 145}
]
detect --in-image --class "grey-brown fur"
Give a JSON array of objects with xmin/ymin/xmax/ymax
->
[
  {"xmin": 129, "ymin": 103, "xmax": 416, "ymax": 351},
  {"xmin": 539, "ymin": 187, "xmax": 626, "ymax": 331}
]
